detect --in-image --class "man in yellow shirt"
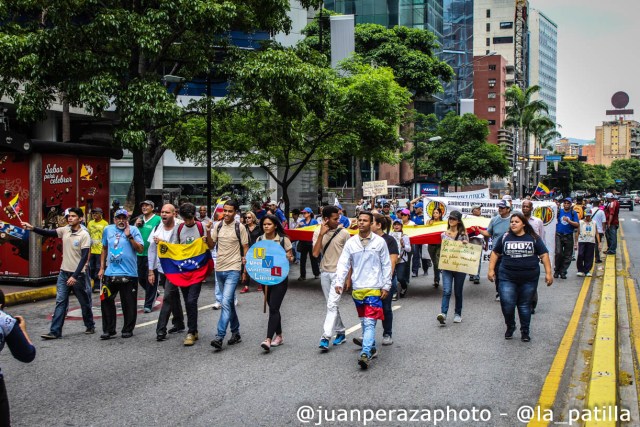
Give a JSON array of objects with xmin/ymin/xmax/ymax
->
[{"xmin": 88, "ymin": 208, "xmax": 109, "ymax": 292}]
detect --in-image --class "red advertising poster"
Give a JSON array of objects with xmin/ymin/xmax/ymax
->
[
  {"xmin": 41, "ymin": 154, "xmax": 78, "ymax": 276},
  {"xmin": 78, "ymin": 157, "xmax": 110, "ymax": 217},
  {"xmin": 0, "ymin": 152, "xmax": 30, "ymax": 277}
]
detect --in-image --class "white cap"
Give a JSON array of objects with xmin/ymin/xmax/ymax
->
[
  {"xmin": 605, "ymin": 192, "xmax": 614, "ymax": 199},
  {"xmin": 502, "ymin": 194, "xmax": 512, "ymax": 201}
]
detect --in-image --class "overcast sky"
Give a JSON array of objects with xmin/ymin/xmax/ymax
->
[{"xmin": 530, "ymin": 0, "xmax": 640, "ymax": 140}]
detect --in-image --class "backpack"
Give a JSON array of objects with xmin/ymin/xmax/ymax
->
[{"xmin": 177, "ymin": 221, "xmax": 205, "ymax": 242}]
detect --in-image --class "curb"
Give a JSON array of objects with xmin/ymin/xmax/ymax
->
[{"xmin": 4, "ymin": 286, "xmax": 57, "ymax": 307}]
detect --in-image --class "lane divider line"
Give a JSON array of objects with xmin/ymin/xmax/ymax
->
[
  {"xmin": 528, "ymin": 272, "xmax": 594, "ymax": 427},
  {"xmin": 584, "ymin": 254, "xmax": 618, "ymax": 426}
]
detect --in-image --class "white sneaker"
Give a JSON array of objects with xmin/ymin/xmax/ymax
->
[
  {"xmin": 437, "ymin": 313, "xmax": 446, "ymax": 325},
  {"xmin": 576, "ymin": 272, "xmax": 585, "ymax": 277},
  {"xmin": 586, "ymin": 272, "xmax": 592, "ymax": 277},
  {"xmin": 212, "ymin": 302, "xmax": 222, "ymax": 310},
  {"xmin": 453, "ymin": 314, "xmax": 462, "ymax": 323},
  {"xmin": 382, "ymin": 334, "xmax": 393, "ymax": 346}
]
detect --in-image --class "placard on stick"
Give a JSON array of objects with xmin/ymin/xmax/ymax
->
[{"xmin": 438, "ymin": 239, "xmax": 482, "ymax": 275}]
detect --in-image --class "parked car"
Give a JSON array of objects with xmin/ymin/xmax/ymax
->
[{"xmin": 618, "ymin": 194, "xmax": 634, "ymax": 211}]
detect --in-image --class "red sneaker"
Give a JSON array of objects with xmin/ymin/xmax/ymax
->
[{"xmin": 239, "ymin": 286, "xmax": 249, "ymax": 294}]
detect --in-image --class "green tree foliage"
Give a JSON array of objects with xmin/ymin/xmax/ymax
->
[
  {"xmin": 407, "ymin": 112, "xmax": 510, "ymax": 184},
  {"xmin": 0, "ymin": 0, "xmax": 314, "ymax": 213},
  {"xmin": 303, "ymin": 18, "xmax": 454, "ymax": 98},
  {"xmin": 608, "ymin": 159, "xmax": 640, "ymax": 191},
  {"xmin": 207, "ymin": 46, "xmax": 411, "ymax": 217}
]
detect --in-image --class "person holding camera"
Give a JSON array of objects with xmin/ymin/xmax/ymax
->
[
  {"xmin": 0, "ymin": 289, "xmax": 36, "ymax": 426},
  {"xmin": 98, "ymin": 209, "xmax": 144, "ymax": 339}
]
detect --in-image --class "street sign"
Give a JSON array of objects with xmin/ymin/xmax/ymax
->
[
  {"xmin": 545, "ymin": 155, "xmax": 562, "ymax": 161},
  {"xmin": 615, "ymin": 179, "xmax": 623, "ymax": 183}
]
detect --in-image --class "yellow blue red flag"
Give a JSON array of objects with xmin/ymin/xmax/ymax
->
[
  {"xmin": 158, "ymin": 239, "xmax": 213, "ymax": 287},
  {"xmin": 533, "ymin": 182, "xmax": 550, "ymax": 197}
]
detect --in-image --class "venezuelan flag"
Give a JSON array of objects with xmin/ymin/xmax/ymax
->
[
  {"xmin": 158, "ymin": 239, "xmax": 213, "ymax": 287},
  {"xmin": 352, "ymin": 288, "xmax": 384, "ymax": 320},
  {"xmin": 533, "ymin": 182, "xmax": 550, "ymax": 197}
]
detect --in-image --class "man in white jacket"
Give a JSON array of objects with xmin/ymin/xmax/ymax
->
[{"xmin": 335, "ymin": 211, "xmax": 392, "ymax": 369}]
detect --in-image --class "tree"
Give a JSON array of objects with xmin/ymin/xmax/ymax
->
[
  {"xmin": 608, "ymin": 159, "xmax": 640, "ymax": 191},
  {"xmin": 406, "ymin": 112, "xmax": 510, "ymax": 185},
  {"xmin": 303, "ymin": 19, "xmax": 454, "ymax": 197},
  {"xmin": 0, "ymin": 0, "xmax": 316, "ymax": 214},
  {"xmin": 206, "ymin": 46, "xmax": 411, "ymax": 218}
]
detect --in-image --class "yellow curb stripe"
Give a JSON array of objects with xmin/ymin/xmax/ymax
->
[
  {"xmin": 620, "ymin": 227, "xmax": 640, "ymax": 406},
  {"xmin": 528, "ymin": 273, "xmax": 594, "ymax": 426},
  {"xmin": 4, "ymin": 286, "xmax": 57, "ymax": 307},
  {"xmin": 584, "ymin": 254, "xmax": 617, "ymax": 426}
]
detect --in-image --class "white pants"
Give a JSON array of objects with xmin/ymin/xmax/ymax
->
[{"xmin": 321, "ymin": 272, "xmax": 345, "ymax": 338}]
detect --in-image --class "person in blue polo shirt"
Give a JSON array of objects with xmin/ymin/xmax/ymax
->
[
  {"xmin": 555, "ymin": 197, "xmax": 579, "ymax": 279},
  {"xmin": 297, "ymin": 207, "xmax": 320, "ymax": 280},
  {"xmin": 336, "ymin": 204, "xmax": 351, "ymax": 229}
]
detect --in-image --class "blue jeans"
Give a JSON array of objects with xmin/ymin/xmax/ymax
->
[
  {"xmin": 605, "ymin": 225, "xmax": 618, "ymax": 253},
  {"xmin": 396, "ymin": 262, "xmax": 410, "ymax": 290},
  {"xmin": 50, "ymin": 271, "xmax": 95, "ymax": 337},
  {"xmin": 498, "ymin": 276, "xmax": 538, "ymax": 333},
  {"xmin": 360, "ymin": 317, "xmax": 377, "ymax": 357},
  {"xmin": 440, "ymin": 270, "xmax": 466, "ymax": 316},
  {"xmin": 382, "ymin": 276, "xmax": 397, "ymax": 336},
  {"xmin": 214, "ymin": 273, "xmax": 222, "ymax": 304},
  {"xmin": 215, "ymin": 270, "xmax": 241, "ymax": 339}
]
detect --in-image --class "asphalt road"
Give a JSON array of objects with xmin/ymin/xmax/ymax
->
[
  {"xmin": 620, "ymin": 206, "xmax": 640, "ymax": 281},
  {"xmin": 5, "ymin": 247, "xmax": 588, "ymax": 426}
]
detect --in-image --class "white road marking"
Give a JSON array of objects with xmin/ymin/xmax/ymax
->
[
  {"xmin": 344, "ymin": 305, "xmax": 402, "ymax": 336},
  {"xmin": 136, "ymin": 303, "xmax": 215, "ymax": 328}
]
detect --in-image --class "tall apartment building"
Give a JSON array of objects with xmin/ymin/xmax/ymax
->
[
  {"xmin": 595, "ymin": 120, "xmax": 640, "ymax": 166},
  {"xmin": 473, "ymin": 0, "xmax": 523, "ymax": 63},
  {"xmin": 529, "ymin": 9, "xmax": 557, "ymax": 124},
  {"xmin": 473, "ymin": 54, "xmax": 508, "ymax": 145}
]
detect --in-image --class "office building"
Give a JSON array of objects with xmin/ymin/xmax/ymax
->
[
  {"xmin": 529, "ymin": 9, "xmax": 557, "ymax": 124},
  {"xmin": 594, "ymin": 119, "xmax": 640, "ymax": 166},
  {"xmin": 473, "ymin": 54, "xmax": 508, "ymax": 145}
]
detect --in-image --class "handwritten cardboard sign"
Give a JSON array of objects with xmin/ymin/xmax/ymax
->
[
  {"xmin": 362, "ymin": 180, "xmax": 388, "ymax": 197},
  {"xmin": 438, "ymin": 239, "xmax": 482, "ymax": 275}
]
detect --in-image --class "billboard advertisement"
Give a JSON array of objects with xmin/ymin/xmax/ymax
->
[{"xmin": 0, "ymin": 152, "xmax": 30, "ymax": 276}]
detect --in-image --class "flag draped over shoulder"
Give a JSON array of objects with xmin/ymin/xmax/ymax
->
[
  {"xmin": 158, "ymin": 239, "xmax": 213, "ymax": 287},
  {"xmin": 352, "ymin": 289, "xmax": 384, "ymax": 320}
]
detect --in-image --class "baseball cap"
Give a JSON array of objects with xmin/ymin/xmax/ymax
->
[
  {"xmin": 92, "ymin": 207, "xmax": 103, "ymax": 214},
  {"xmin": 563, "ymin": 197, "xmax": 572, "ymax": 202},
  {"xmin": 269, "ymin": 200, "xmax": 278, "ymax": 206},
  {"xmin": 114, "ymin": 208, "xmax": 129, "ymax": 217},
  {"xmin": 502, "ymin": 195, "xmax": 512, "ymax": 201},
  {"xmin": 392, "ymin": 218, "xmax": 402, "ymax": 224},
  {"xmin": 449, "ymin": 210, "xmax": 462, "ymax": 221},
  {"xmin": 471, "ymin": 204, "xmax": 482, "ymax": 210},
  {"xmin": 605, "ymin": 192, "xmax": 614, "ymax": 199},
  {"xmin": 140, "ymin": 200, "xmax": 155, "ymax": 208},
  {"xmin": 302, "ymin": 207, "xmax": 313, "ymax": 214},
  {"xmin": 414, "ymin": 202, "xmax": 424, "ymax": 209},
  {"xmin": 497, "ymin": 201, "xmax": 510, "ymax": 209},
  {"xmin": 585, "ymin": 205, "xmax": 593, "ymax": 215},
  {"xmin": 383, "ymin": 203, "xmax": 390, "ymax": 208},
  {"xmin": 400, "ymin": 208, "xmax": 411, "ymax": 215}
]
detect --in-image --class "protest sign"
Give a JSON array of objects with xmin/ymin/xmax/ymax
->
[
  {"xmin": 245, "ymin": 240, "xmax": 289, "ymax": 286},
  {"xmin": 438, "ymin": 239, "xmax": 482, "ymax": 275},
  {"xmin": 362, "ymin": 180, "xmax": 388, "ymax": 197}
]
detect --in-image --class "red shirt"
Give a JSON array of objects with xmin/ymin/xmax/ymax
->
[{"xmin": 605, "ymin": 200, "xmax": 620, "ymax": 226}]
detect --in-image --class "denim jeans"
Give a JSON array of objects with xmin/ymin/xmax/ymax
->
[
  {"xmin": 360, "ymin": 317, "xmax": 377, "ymax": 357},
  {"xmin": 411, "ymin": 244, "xmax": 429, "ymax": 275},
  {"xmin": 320, "ymin": 272, "xmax": 345, "ymax": 338},
  {"xmin": 440, "ymin": 270, "xmax": 466, "ymax": 316},
  {"xmin": 382, "ymin": 275, "xmax": 397, "ymax": 337},
  {"xmin": 50, "ymin": 270, "xmax": 95, "ymax": 337},
  {"xmin": 498, "ymin": 276, "xmax": 538, "ymax": 333},
  {"xmin": 396, "ymin": 262, "xmax": 410, "ymax": 290},
  {"xmin": 428, "ymin": 244, "xmax": 441, "ymax": 284},
  {"xmin": 215, "ymin": 270, "xmax": 241, "ymax": 339},
  {"xmin": 89, "ymin": 253, "xmax": 101, "ymax": 283},
  {"xmin": 605, "ymin": 225, "xmax": 618, "ymax": 254},
  {"xmin": 214, "ymin": 273, "xmax": 222, "ymax": 304}
]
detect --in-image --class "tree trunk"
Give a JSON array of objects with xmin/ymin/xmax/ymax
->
[
  {"xmin": 354, "ymin": 156, "xmax": 363, "ymax": 201},
  {"xmin": 281, "ymin": 181, "xmax": 291, "ymax": 226},
  {"xmin": 62, "ymin": 96, "xmax": 70, "ymax": 142}
]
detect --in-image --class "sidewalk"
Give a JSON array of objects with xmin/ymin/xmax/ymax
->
[{"xmin": 1, "ymin": 282, "xmax": 57, "ymax": 306}]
